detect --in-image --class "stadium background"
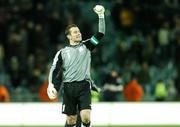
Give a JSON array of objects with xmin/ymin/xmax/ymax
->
[{"xmin": 0, "ymin": 0, "xmax": 180, "ymax": 127}]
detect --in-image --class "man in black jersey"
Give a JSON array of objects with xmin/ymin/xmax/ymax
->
[{"xmin": 47, "ymin": 5, "xmax": 105, "ymax": 127}]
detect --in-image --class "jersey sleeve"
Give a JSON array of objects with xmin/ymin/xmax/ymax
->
[
  {"xmin": 48, "ymin": 50, "xmax": 63, "ymax": 91},
  {"xmin": 83, "ymin": 32, "xmax": 104, "ymax": 51},
  {"xmin": 83, "ymin": 16, "xmax": 105, "ymax": 51}
]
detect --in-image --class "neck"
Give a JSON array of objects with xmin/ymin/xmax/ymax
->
[{"xmin": 69, "ymin": 40, "xmax": 80, "ymax": 45}]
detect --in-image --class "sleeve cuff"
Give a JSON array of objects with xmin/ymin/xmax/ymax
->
[{"xmin": 90, "ymin": 36, "xmax": 99, "ymax": 45}]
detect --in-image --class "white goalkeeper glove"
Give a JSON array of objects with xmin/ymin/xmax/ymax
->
[
  {"xmin": 47, "ymin": 83, "xmax": 57, "ymax": 100},
  {"xmin": 93, "ymin": 5, "xmax": 105, "ymax": 18}
]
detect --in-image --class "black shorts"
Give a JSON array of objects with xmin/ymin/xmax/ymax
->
[{"xmin": 62, "ymin": 80, "xmax": 91, "ymax": 115}]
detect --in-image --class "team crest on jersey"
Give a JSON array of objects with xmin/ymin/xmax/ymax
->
[
  {"xmin": 64, "ymin": 50, "xmax": 70, "ymax": 59},
  {"xmin": 79, "ymin": 47, "xmax": 84, "ymax": 52}
]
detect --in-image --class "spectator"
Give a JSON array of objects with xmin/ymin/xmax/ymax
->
[
  {"xmin": 158, "ymin": 21, "xmax": 171, "ymax": 62},
  {"xmin": 102, "ymin": 70, "xmax": 124, "ymax": 101},
  {"xmin": 0, "ymin": 85, "xmax": 10, "ymax": 102},
  {"xmin": 154, "ymin": 80, "xmax": 168, "ymax": 101},
  {"xmin": 137, "ymin": 62, "xmax": 152, "ymax": 97},
  {"xmin": 167, "ymin": 80, "xmax": 177, "ymax": 101},
  {"xmin": 0, "ymin": 44, "xmax": 12, "ymax": 91},
  {"xmin": 123, "ymin": 78, "xmax": 144, "ymax": 101}
]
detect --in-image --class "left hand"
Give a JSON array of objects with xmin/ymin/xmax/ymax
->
[{"xmin": 93, "ymin": 5, "xmax": 105, "ymax": 18}]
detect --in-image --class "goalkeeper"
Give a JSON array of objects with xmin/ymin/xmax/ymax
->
[{"xmin": 47, "ymin": 5, "xmax": 105, "ymax": 127}]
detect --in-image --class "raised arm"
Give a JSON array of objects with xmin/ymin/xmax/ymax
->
[
  {"xmin": 83, "ymin": 5, "xmax": 105, "ymax": 51},
  {"xmin": 95, "ymin": 5, "xmax": 105, "ymax": 36}
]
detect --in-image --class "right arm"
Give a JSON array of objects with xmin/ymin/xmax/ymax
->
[
  {"xmin": 47, "ymin": 50, "xmax": 63, "ymax": 100},
  {"xmin": 48, "ymin": 50, "xmax": 63, "ymax": 91}
]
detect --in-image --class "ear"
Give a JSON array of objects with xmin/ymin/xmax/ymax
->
[{"xmin": 66, "ymin": 34, "xmax": 71, "ymax": 40}]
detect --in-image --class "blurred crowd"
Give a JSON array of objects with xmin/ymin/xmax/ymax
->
[{"xmin": 0, "ymin": 0, "xmax": 180, "ymax": 102}]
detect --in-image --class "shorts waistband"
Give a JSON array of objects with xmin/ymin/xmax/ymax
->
[{"xmin": 63, "ymin": 79, "xmax": 87, "ymax": 84}]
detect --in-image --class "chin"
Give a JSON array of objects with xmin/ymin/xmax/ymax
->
[{"xmin": 74, "ymin": 37, "xmax": 82, "ymax": 43}]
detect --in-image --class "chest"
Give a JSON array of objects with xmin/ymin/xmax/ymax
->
[{"xmin": 62, "ymin": 45, "xmax": 90, "ymax": 63}]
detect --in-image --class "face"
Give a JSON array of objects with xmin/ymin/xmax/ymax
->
[{"xmin": 68, "ymin": 27, "xmax": 82, "ymax": 43}]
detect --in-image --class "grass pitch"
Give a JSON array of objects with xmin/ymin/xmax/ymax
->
[{"xmin": 1, "ymin": 125, "xmax": 180, "ymax": 127}]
